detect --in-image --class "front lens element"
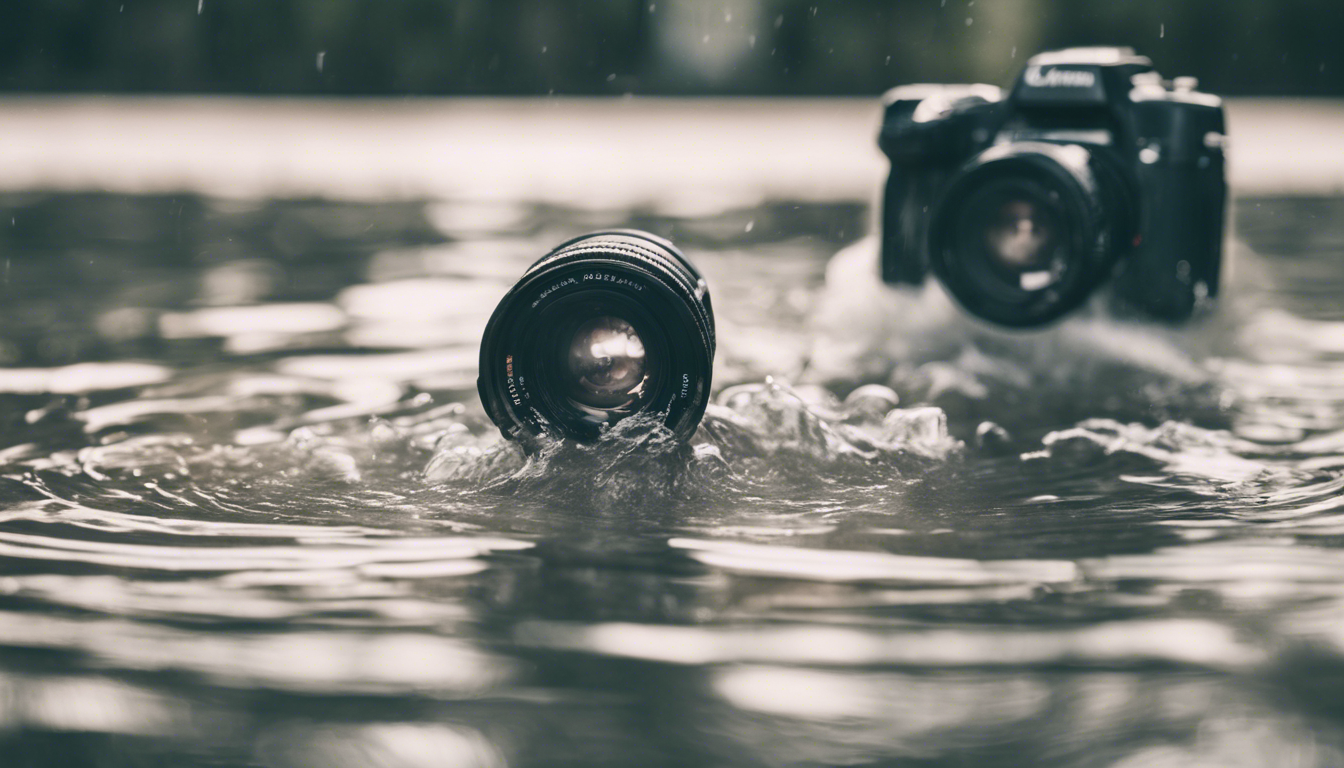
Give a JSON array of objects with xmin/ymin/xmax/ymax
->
[
  {"xmin": 565, "ymin": 315, "xmax": 648, "ymax": 410},
  {"xmin": 955, "ymin": 179, "xmax": 1068, "ymax": 295},
  {"xmin": 983, "ymin": 197, "xmax": 1058, "ymax": 271}
]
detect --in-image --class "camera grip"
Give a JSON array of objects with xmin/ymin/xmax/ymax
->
[
  {"xmin": 1113, "ymin": 102, "xmax": 1226, "ymax": 322},
  {"xmin": 880, "ymin": 168, "xmax": 934, "ymax": 285}
]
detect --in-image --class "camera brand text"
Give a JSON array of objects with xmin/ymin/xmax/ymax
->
[
  {"xmin": 582, "ymin": 272, "xmax": 645, "ymax": 290},
  {"xmin": 1023, "ymin": 66, "xmax": 1097, "ymax": 88},
  {"xmin": 532, "ymin": 277, "xmax": 578, "ymax": 307}
]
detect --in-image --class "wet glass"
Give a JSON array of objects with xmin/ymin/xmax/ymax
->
[
  {"xmin": 564, "ymin": 315, "xmax": 649, "ymax": 410},
  {"xmin": 984, "ymin": 198, "xmax": 1058, "ymax": 271}
]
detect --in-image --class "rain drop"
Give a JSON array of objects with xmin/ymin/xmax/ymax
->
[
  {"xmin": 316, "ymin": 51, "xmax": 325, "ymax": 72},
  {"xmin": 725, "ymin": 10, "xmax": 732, "ymax": 22},
  {"xmin": 541, "ymin": 45, "xmax": 547, "ymax": 53},
  {"xmin": 775, "ymin": 14, "xmax": 784, "ymax": 28},
  {"xmin": 649, "ymin": 3, "xmax": 655, "ymax": 11},
  {"xmin": 745, "ymin": 220, "xmax": 755, "ymax": 232},
  {"xmin": 1011, "ymin": 46, "xmax": 1017, "ymax": 58},
  {"xmin": 197, "ymin": 0, "xmax": 202, "ymax": 13},
  {"xmin": 702, "ymin": 34, "xmax": 710, "ymax": 44},
  {"xmin": 748, "ymin": 34, "xmax": 757, "ymax": 48},
  {"xmin": 607, "ymin": 73, "xmax": 616, "ymax": 82},
  {"xmin": 1160, "ymin": 23, "xmax": 1165, "ymax": 38},
  {"xmin": 965, "ymin": 16, "xmax": 973, "ymax": 26}
]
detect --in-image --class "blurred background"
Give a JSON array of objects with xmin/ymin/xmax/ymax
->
[{"xmin": 2, "ymin": 0, "xmax": 1342, "ymax": 96}]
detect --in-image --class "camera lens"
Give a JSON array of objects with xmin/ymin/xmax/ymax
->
[
  {"xmin": 929, "ymin": 142, "xmax": 1132, "ymax": 327},
  {"xmin": 478, "ymin": 230, "xmax": 714, "ymax": 444}
]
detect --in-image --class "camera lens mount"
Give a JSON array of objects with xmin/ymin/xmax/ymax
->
[
  {"xmin": 478, "ymin": 230, "xmax": 715, "ymax": 445},
  {"xmin": 928, "ymin": 142, "xmax": 1132, "ymax": 327}
]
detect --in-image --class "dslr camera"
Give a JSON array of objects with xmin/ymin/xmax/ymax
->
[{"xmin": 879, "ymin": 47, "xmax": 1227, "ymax": 327}]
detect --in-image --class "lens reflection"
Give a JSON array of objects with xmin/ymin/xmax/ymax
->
[
  {"xmin": 566, "ymin": 315, "xmax": 648, "ymax": 410},
  {"xmin": 984, "ymin": 199, "xmax": 1056, "ymax": 270}
]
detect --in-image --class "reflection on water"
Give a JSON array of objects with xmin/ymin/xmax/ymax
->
[{"xmin": 3, "ymin": 193, "xmax": 1344, "ymax": 766}]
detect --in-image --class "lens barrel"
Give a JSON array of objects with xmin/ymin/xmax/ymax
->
[
  {"xmin": 478, "ymin": 230, "xmax": 715, "ymax": 444},
  {"xmin": 928, "ymin": 142, "xmax": 1133, "ymax": 327}
]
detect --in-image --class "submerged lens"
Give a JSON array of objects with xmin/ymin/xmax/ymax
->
[
  {"xmin": 929, "ymin": 142, "xmax": 1132, "ymax": 327},
  {"xmin": 478, "ymin": 231, "xmax": 714, "ymax": 444}
]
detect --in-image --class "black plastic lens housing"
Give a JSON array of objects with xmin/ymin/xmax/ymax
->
[
  {"xmin": 928, "ymin": 142, "xmax": 1134, "ymax": 328},
  {"xmin": 478, "ymin": 230, "xmax": 715, "ymax": 445}
]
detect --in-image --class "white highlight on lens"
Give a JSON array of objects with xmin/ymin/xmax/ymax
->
[
  {"xmin": 567, "ymin": 316, "xmax": 648, "ymax": 406},
  {"xmin": 986, "ymin": 199, "xmax": 1053, "ymax": 269}
]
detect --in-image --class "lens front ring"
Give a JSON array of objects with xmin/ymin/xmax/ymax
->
[{"xmin": 478, "ymin": 232, "xmax": 714, "ymax": 445}]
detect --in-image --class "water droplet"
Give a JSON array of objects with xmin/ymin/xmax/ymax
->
[
  {"xmin": 196, "ymin": 0, "xmax": 202, "ymax": 13},
  {"xmin": 648, "ymin": 2, "xmax": 655, "ymax": 11},
  {"xmin": 541, "ymin": 45, "xmax": 547, "ymax": 53},
  {"xmin": 702, "ymin": 34, "xmax": 710, "ymax": 44},
  {"xmin": 745, "ymin": 220, "xmax": 755, "ymax": 232},
  {"xmin": 1011, "ymin": 46, "xmax": 1017, "ymax": 58},
  {"xmin": 885, "ymin": 55, "xmax": 891, "ymax": 65},
  {"xmin": 748, "ymin": 34, "xmax": 756, "ymax": 48},
  {"xmin": 1160, "ymin": 23, "xmax": 1165, "ymax": 38},
  {"xmin": 965, "ymin": 16, "xmax": 973, "ymax": 26},
  {"xmin": 315, "ymin": 51, "xmax": 325, "ymax": 72},
  {"xmin": 607, "ymin": 73, "xmax": 616, "ymax": 82},
  {"xmin": 774, "ymin": 14, "xmax": 784, "ymax": 27},
  {"xmin": 725, "ymin": 10, "xmax": 732, "ymax": 22}
]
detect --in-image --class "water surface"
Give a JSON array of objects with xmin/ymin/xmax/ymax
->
[{"xmin": 2, "ymin": 192, "xmax": 1344, "ymax": 767}]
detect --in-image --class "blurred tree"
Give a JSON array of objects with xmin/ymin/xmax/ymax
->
[{"xmin": 0, "ymin": 0, "xmax": 1340, "ymax": 96}]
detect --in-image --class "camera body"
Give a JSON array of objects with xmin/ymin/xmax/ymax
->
[{"xmin": 879, "ymin": 47, "xmax": 1226, "ymax": 326}]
